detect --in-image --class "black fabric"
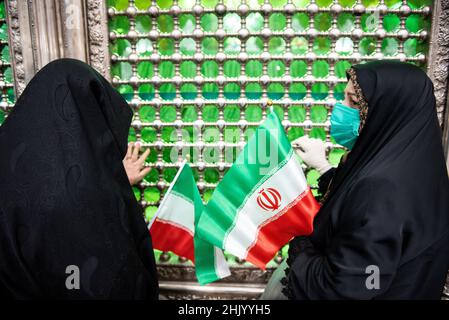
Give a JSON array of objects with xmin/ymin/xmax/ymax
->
[
  {"xmin": 0, "ymin": 58, "xmax": 159, "ymax": 299},
  {"xmin": 287, "ymin": 60, "xmax": 449, "ymax": 299},
  {"xmin": 317, "ymin": 167, "xmax": 336, "ymax": 201}
]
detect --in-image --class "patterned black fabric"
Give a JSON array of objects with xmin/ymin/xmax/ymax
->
[{"xmin": 0, "ymin": 58, "xmax": 159, "ymax": 299}]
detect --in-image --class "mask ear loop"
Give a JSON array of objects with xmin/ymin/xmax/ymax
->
[{"xmin": 346, "ymin": 68, "xmax": 369, "ymax": 134}]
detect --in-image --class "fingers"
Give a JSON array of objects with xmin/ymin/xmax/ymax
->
[
  {"xmin": 137, "ymin": 148, "xmax": 151, "ymax": 165},
  {"xmin": 125, "ymin": 142, "xmax": 134, "ymax": 160},
  {"xmin": 131, "ymin": 142, "xmax": 141, "ymax": 161},
  {"xmin": 137, "ymin": 166, "xmax": 151, "ymax": 182},
  {"xmin": 292, "ymin": 135, "xmax": 310, "ymax": 152}
]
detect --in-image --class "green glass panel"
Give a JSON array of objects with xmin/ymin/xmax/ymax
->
[
  {"xmin": 4, "ymin": 67, "xmax": 13, "ymax": 84},
  {"xmin": 109, "ymin": 16, "xmax": 130, "ymax": 34},
  {"xmin": 181, "ymin": 126, "xmax": 194, "ymax": 142},
  {"xmin": 334, "ymin": 60, "xmax": 352, "ymax": 78},
  {"xmin": 336, "ymin": 37, "xmax": 353, "ymax": 56},
  {"xmin": 381, "ymin": 38, "xmax": 398, "ymax": 56},
  {"xmin": 406, "ymin": 14, "xmax": 429, "ymax": 33},
  {"xmin": 201, "ymin": 14, "xmax": 218, "ymax": 32},
  {"xmin": 334, "ymin": 83, "xmax": 346, "ymax": 101},
  {"xmin": 310, "ymin": 105, "xmax": 328, "ymax": 122},
  {"xmin": 287, "ymin": 127, "xmax": 305, "ymax": 141},
  {"xmin": 224, "ymin": 60, "xmax": 240, "ymax": 77},
  {"xmin": 359, "ymin": 37, "xmax": 376, "ymax": 56},
  {"xmin": 269, "ymin": 37, "xmax": 286, "ymax": 55},
  {"xmin": 137, "ymin": 61, "xmax": 154, "ymax": 79},
  {"xmin": 246, "ymin": 60, "xmax": 263, "ymax": 77},
  {"xmin": 292, "ymin": 13, "xmax": 309, "ymax": 32},
  {"xmin": 0, "ymin": 109, "xmax": 4, "ymax": 125},
  {"xmin": 141, "ymin": 127, "xmax": 157, "ymax": 143},
  {"xmin": 204, "ymin": 168, "xmax": 219, "ymax": 183},
  {"xmin": 110, "ymin": 39, "xmax": 132, "ymax": 57},
  {"xmin": 179, "ymin": 0, "xmax": 195, "ymax": 9},
  {"xmin": 337, "ymin": 13, "xmax": 355, "ymax": 32},
  {"xmin": 314, "ymin": 13, "xmax": 332, "ymax": 32},
  {"xmin": 329, "ymin": 148, "xmax": 345, "ymax": 166},
  {"xmin": 267, "ymin": 83, "xmax": 285, "ymax": 100},
  {"xmin": 136, "ymin": 39, "xmax": 153, "ymax": 56},
  {"xmin": 224, "ymin": 127, "xmax": 240, "ymax": 143},
  {"xmin": 159, "ymin": 61, "xmax": 175, "ymax": 78},
  {"xmin": 245, "ymin": 83, "xmax": 262, "ymax": 100},
  {"xmin": 164, "ymin": 167, "xmax": 178, "ymax": 182},
  {"xmin": 270, "ymin": 0, "xmax": 287, "ymax": 7},
  {"xmin": 246, "ymin": 13, "xmax": 264, "ymax": 32},
  {"xmin": 289, "ymin": 83, "xmax": 306, "ymax": 100},
  {"xmin": 361, "ymin": 13, "xmax": 379, "ymax": 32},
  {"xmin": 135, "ymin": 15, "xmax": 152, "ymax": 33},
  {"xmin": 223, "ymin": 13, "xmax": 241, "ymax": 33},
  {"xmin": 201, "ymin": 61, "xmax": 218, "ymax": 77},
  {"xmin": 138, "ymin": 84, "xmax": 155, "ymax": 101},
  {"xmin": 339, "ymin": 0, "xmax": 356, "ymax": 7},
  {"xmin": 309, "ymin": 127, "xmax": 326, "ymax": 140},
  {"xmin": 316, "ymin": 0, "xmax": 332, "ymax": 7},
  {"xmin": 244, "ymin": 127, "xmax": 256, "ymax": 141},
  {"xmin": 246, "ymin": 37, "xmax": 264, "ymax": 55},
  {"xmin": 204, "ymin": 128, "xmax": 220, "ymax": 142},
  {"xmin": 306, "ymin": 169, "xmax": 320, "ymax": 187},
  {"xmin": 7, "ymin": 88, "xmax": 15, "ymax": 104},
  {"xmin": 135, "ymin": 0, "xmax": 151, "ymax": 9},
  {"xmin": 224, "ymin": 38, "xmax": 241, "ymax": 55},
  {"xmin": 143, "ymin": 168, "xmax": 159, "ymax": 183},
  {"xmin": 181, "ymin": 105, "xmax": 197, "ymax": 121},
  {"xmin": 158, "ymin": 38, "xmax": 175, "ymax": 55},
  {"xmin": 245, "ymin": 105, "xmax": 262, "ymax": 122},
  {"xmin": 383, "ymin": 14, "xmax": 400, "ymax": 32},
  {"xmin": 157, "ymin": 15, "xmax": 174, "ymax": 33},
  {"xmin": 202, "ymin": 83, "xmax": 219, "ymax": 99},
  {"xmin": 288, "ymin": 106, "xmax": 306, "ymax": 122},
  {"xmin": 128, "ymin": 127, "xmax": 136, "ymax": 142},
  {"xmin": 1, "ymin": 45, "xmax": 10, "ymax": 63},
  {"xmin": 313, "ymin": 37, "xmax": 331, "ymax": 55},
  {"xmin": 144, "ymin": 206, "xmax": 158, "ymax": 222},
  {"xmin": 107, "ymin": 0, "xmax": 129, "ymax": 10},
  {"xmin": 181, "ymin": 83, "xmax": 197, "ymax": 100},
  {"xmin": 180, "ymin": 14, "xmax": 195, "ymax": 33},
  {"xmin": 144, "ymin": 187, "xmax": 161, "ymax": 203},
  {"xmin": 224, "ymin": 0, "xmax": 240, "ymax": 9},
  {"xmin": 361, "ymin": 0, "xmax": 379, "ymax": 7},
  {"xmin": 0, "ymin": 23, "xmax": 7, "ymax": 41},
  {"xmin": 384, "ymin": 0, "xmax": 402, "ymax": 8},
  {"xmin": 290, "ymin": 60, "xmax": 307, "ymax": 78},
  {"xmin": 156, "ymin": 0, "xmax": 173, "ymax": 9},
  {"xmin": 160, "ymin": 83, "xmax": 176, "ymax": 100},
  {"xmin": 203, "ymin": 105, "xmax": 219, "ymax": 121},
  {"xmin": 118, "ymin": 84, "xmax": 133, "ymax": 101},
  {"xmin": 203, "ymin": 189, "xmax": 214, "ymax": 203},
  {"xmin": 181, "ymin": 61, "xmax": 197, "ymax": 78},
  {"xmin": 160, "ymin": 105, "xmax": 177, "ymax": 122},
  {"xmin": 312, "ymin": 60, "xmax": 329, "ymax": 78},
  {"xmin": 292, "ymin": 0, "xmax": 310, "ymax": 8},
  {"xmin": 133, "ymin": 187, "xmax": 141, "ymax": 201},
  {"xmin": 162, "ymin": 127, "xmax": 176, "ymax": 143},
  {"xmin": 311, "ymin": 83, "xmax": 328, "ymax": 100},
  {"xmin": 407, "ymin": 0, "xmax": 432, "ymax": 9},
  {"xmin": 268, "ymin": 60, "xmax": 285, "ymax": 77},
  {"xmin": 202, "ymin": 0, "xmax": 218, "ymax": 8},
  {"xmin": 139, "ymin": 105, "xmax": 156, "ymax": 122},
  {"xmin": 180, "ymin": 38, "xmax": 196, "ymax": 56},
  {"xmin": 0, "ymin": 2, "xmax": 5, "ymax": 19},
  {"xmin": 269, "ymin": 13, "xmax": 286, "ymax": 31},
  {"xmin": 111, "ymin": 62, "xmax": 132, "ymax": 80},
  {"xmin": 201, "ymin": 37, "xmax": 219, "ymax": 55},
  {"xmin": 224, "ymin": 105, "xmax": 240, "ymax": 122},
  {"xmin": 404, "ymin": 38, "xmax": 428, "ymax": 57},
  {"xmin": 224, "ymin": 83, "xmax": 241, "ymax": 99}
]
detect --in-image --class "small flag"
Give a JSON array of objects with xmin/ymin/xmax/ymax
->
[
  {"xmin": 149, "ymin": 161, "xmax": 231, "ymax": 285},
  {"xmin": 197, "ymin": 111, "xmax": 320, "ymax": 269}
]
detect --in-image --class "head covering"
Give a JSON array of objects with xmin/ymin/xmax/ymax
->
[
  {"xmin": 0, "ymin": 58, "xmax": 158, "ymax": 299},
  {"xmin": 285, "ymin": 60, "xmax": 449, "ymax": 300}
]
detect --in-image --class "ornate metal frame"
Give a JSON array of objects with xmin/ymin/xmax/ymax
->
[{"xmin": 4, "ymin": 0, "xmax": 449, "ymax": 299}]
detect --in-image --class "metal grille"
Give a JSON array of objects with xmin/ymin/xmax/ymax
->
[
  {"xmin": 107, "ymin": 0, "xmax": 433, "ymax": 266},
  {"xmin": 0, "ymin": 0, "xmax": 15, "ymax": 125}
]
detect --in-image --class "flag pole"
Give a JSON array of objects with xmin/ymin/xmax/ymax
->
[{"xmin": 148, "ymin": 158, "xmax": 188, "ymax": 229}]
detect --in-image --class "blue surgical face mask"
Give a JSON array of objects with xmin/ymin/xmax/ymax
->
[{"xmin": 330, "ymin": 102, "xmax": 360, "ymax": 150}]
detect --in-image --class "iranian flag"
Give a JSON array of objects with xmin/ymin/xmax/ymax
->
[
  {"xmin": 149, "ymin": 161, "xmax": 231, "ymax": 285},
  {"xmin": 197, "ymin": 111, "xmax": 321, "ymax": 269}
]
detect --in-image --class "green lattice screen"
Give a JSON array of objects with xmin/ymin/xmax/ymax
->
[
  {"xmin": 107, "ymin": 0, "xmax": 433, "ymax": 266},
  {"xmin": 0, "ymin": 0, "xmax": 15, "ymax": 125}
]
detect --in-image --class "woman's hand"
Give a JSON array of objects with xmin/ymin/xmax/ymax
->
[
  {"xmin": 292, "ymin": 136, "xmax": 332, "ymax": 175},
  {"xmin": 123, "ymin": 142, "xmax": 151, "ymax": 185}
]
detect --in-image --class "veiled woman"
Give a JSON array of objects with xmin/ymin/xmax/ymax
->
[
  {"xmin": 262, "ymin": 60, "xmax": 449, "ymax": 300},
  {"xmin": 0, "ymin": 58, "xmax": 159, "ymax": 299}
]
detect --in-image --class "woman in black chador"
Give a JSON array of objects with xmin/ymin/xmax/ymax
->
[
  {"xmin": 0, "ymin": 58, "xmax": 159, "ymax": 299},
  {"xmin": 264, "ymin": 60, "xmax": 449, "ymax": 300}
]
